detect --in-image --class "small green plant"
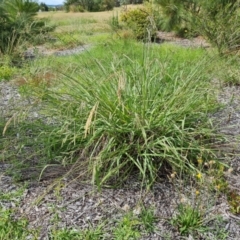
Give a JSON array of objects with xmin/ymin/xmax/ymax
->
[
  {"xmin": 109, "ymin": 13, "xmax": 122, "ymax": 31},
  {"xmin": 49, "ymin": 228, "xmax": 82, "ymax": 240},
  {"xmin": 113, "ymin": 213, "xmax": 141, "ymax": 240},
  {"xmin": 170, "ymin": 203, "xmax": 206, "ymax": 235},
  {"xmin": 204, "ymin": 160, "xmax": 240, "ymax": 216},
  {"xmin": 139, "ymin": 207, "xmax": 157, "ymax": 233},
  {"xmin": 0, "ymin": 65, "xmax": 16, "ymax": 81},
  {"xmin": 204, "ymin": 159, "xmax": 229, "ymax": 194},
  {"xmin": 0, "ymin": 208, "xmax": 33, "ymax": 240},
  {"xmin": 0, "ymin": 187, "xmax": 39, "ymax": 239},
  {"xmin": 227, "ymin": 190, "xmax": 240, "ymax": 215},
  {"xmin": 49, "ymin": 224, "xmax": 104, "ymax": 240},
  {"xmin": 203, "ymin": 215, "xmax": 229, "ymax": 239},
  {"xmin": 222, "ymin": 57, "xmax": 240, "ymax": 86}
]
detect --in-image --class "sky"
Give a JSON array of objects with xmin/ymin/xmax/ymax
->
[{"xmin": 41, "ymin": 0, "xmax": 64, "ymax": 5}]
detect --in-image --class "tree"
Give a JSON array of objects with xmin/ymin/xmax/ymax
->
[
  {"xmin": 154, "ymin": 0, "xmax": 199, "ymax": 36},
  {"xmin": 155, "ymin": 0, "xmax": 239, "ymax": 35},
  {"xmin": 0, "ymin": 0, "xmax": 54, "ymax": 55},
  {"xmin": 154, "ymin": 0, "xmax": 240, "ymax": 53},
  {"xmin": 64, "ymin": 0, "xmax": 116, "ymax": 12},
  {"xmin": 40, "ymin": 2, "xmax": 49, "ymax": 11},
  {"xmin": 195, "ymin": 0, "xmax": 240, "ymax": 54}
]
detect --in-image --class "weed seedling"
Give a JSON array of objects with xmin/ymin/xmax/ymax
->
[
  {"xmin": 227, "ymin": 190, "xmax": 240, "ymax": 215},
  {"xmin": 139, "ymin": 207, "xmax": 157, "ymax": 233},
  {"xmin": 170, "ymin": 203, "xmax": 206, "ymax": 236},
  {"xmin": 113, "ymin": 212, "xmax": 141, "ymax": 240}
]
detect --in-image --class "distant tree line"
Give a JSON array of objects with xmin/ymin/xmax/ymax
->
[
  {"xmin": 39, "ymin": 2, "xmax": 49, "ymax": 11},
  {"xmin": 39, "ymin": 2, "xmax": 65, "ymax": 11},
  {"xmin": 38, "ymin": 0, "xmax": 144, "ymax": 12},
  {"xmin": 64, "ymin": 0, "xmax": 143, "ymax": 12}
]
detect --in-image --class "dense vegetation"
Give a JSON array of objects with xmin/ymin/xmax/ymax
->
[
  {"xmin": 1, "ymin": 0, "xmax": 240, "ymax": 185},
  {"xmin": 0, "ymin": 0, "xmax": 54, "ymax": 56},
  {"xmin": 1, "ymin": 1, "xmax": 240, "ymax": 238},
  {"xmin": 155, "ymin": 0, "xmax": 240, "ymax": 53},
  {"xmin": 63, "ymin": 0, "xmax": 144, "ymax": 12},
  {"xmin": 65, "ymin": 0, "xmax": 121, "ymax": 12}
]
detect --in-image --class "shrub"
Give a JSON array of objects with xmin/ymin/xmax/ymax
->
[
  {"xmin": 155, "ymin": 0, "xmax": 240, "ymax": 52},
  {"xmin": 154, "ymin": 0, "xmax": 197, "ymax": 37},
  {"xmin": 120, "ymin": 8, "xmax": 157, "ymax": 40},
  {"xmin": 195, "ymin": 2, "xmax": 240, "ymax": 55},
  {"xmin": 69, "ymin": 4, "xmax": 85, "ymax": 12}
]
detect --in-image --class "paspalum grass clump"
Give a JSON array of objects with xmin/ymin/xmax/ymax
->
[{"xmin": 37, "ymin": 41, "xmax": 219, "ymax": 186}]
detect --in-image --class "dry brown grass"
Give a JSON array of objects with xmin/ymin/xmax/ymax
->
[
  {"xmin": 38, "ymin": 10, "xmax": 115, "ymax": 22},
  {"xmin": 38, "ymin": 10, "xmax": 115, "ymax": 34},
  {"xmin": 14, "ymin": 71, "xmax": 57, "ymax": 87},
  {"xmin": 37, "ymin": 5, "xmax": 142, "ymax": 22},
  {"xmin": 37, "ymin": 5, "xmax": 143, "ymax": 41},
  {"xmin": 39, "ymin": 12, "xmax": 105, "ymax": 23}
]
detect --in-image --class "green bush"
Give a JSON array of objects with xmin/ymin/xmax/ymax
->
[
  {"xmin": 0, "ymin": 188, "xmax": 37, "ymax": 239},
  {"xmin": 68, "ymin": 4, "xmax": 85, "ymax": 12},
  {"xmin": 120, "ymin": 8, "xmax": 157, "ymax": 40}
]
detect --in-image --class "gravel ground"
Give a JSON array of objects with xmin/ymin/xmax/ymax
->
[
  {"xmin": 1, "ymin": 42, "xmax": 240, "ymax": 239},
  {"xmin": 24, "ymin": 45, "xmax": 91, "ymax": 59}
]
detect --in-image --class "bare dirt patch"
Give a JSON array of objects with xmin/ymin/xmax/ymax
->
[{"xmin": 157, "ymin": 31, "xmax": 211, "ymax": 48}]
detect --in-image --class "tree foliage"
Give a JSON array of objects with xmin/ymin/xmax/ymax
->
[
  {"xmin": 155, "ymin": 0, "xmax": 239, "ymax": 35},
  {"xmin": 39, "ymin": 2, "xmax": 49, "ymax": 11},
  {"xmin": 155, "ymin": 0, "xmax": 240, "ymax": 53},
  {"xmin": 196, "ymin": 0, "xmax": 240, "ymax": 54},
  {"xmin": 64, "ymin": 0, "xmax": 116, "ymax": 12},
  {"xmin": 0, "ymin": 0, "xmax": 54, "ymax": 55}
]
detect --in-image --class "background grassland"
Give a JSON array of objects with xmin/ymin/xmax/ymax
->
[
  {"xmin": 36, "ymin": 4, "xmax": 147, "ymax": 48},
  {"xmin": 37, "ymin": 11, "xmax": 113, "ymax": 48}
]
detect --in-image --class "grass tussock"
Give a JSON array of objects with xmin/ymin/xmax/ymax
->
[{"xmin": 29, "ymin": 40, "xmax": 221, "ymax": 187}]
